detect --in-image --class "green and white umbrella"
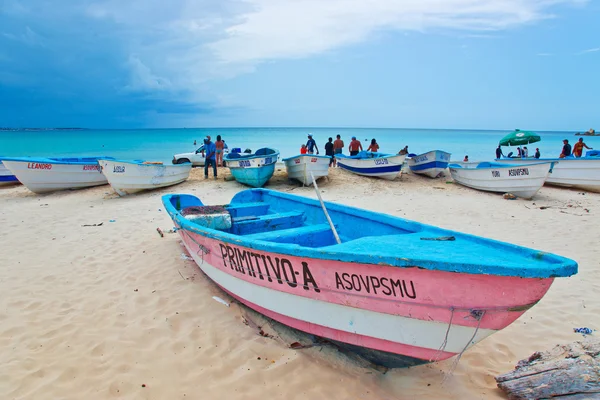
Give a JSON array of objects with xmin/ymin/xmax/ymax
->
[{"xmin": 499, "ymin": 129, "xmax": 541, "ymax": 146}]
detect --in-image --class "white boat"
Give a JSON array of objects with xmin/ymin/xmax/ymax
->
[
  {"xmin": 282, "ymin": 154, "xmax": 331, "ymax": 186},
  {"xmin": 336, "ymin": 151, "xmax": 406, "ymax": 180},
  {"xmin": 495, "ymin": 156, "xmax": 600, "ymax": 193},
  {"xmin": 449, "ymin": 161, "xmax": 555, "ymax": 199},
  {"xmin": 0, "ymin": 161, "xmax": 19, "ymax": 186},
  {"xmin": 1, "ymin": 157, "xmax": 111, "ymax": 194},
  {"xmin": 99, "ymin": 159, "xmax": 192, "ymax": 196},
  {"xmin": 408, "ymin": 150, "xmax": 452, "ymax": 178}
]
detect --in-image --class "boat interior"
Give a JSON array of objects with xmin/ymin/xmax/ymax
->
[
  {"xmin": 163, "ymin": 188, "xmax": 578, "ymax": 279},
  {"xmin": 225, "ymin": 147, "xmax": 278, "ymax": 160}
]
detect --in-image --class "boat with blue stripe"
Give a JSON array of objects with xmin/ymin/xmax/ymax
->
[
  {"xmin": 408, "ymin": 150, "xmax": 451, "ymax": 178},
  {"xmin": 336, "ymin": 151, "xmax": 406, "ymax": 180},
  {"xmin": 224, "ymin": 148, "xmax": 279, "ymax": 188},
  {"xmin": 0, "ymin": 160, "xmax": 19, "ymax": 186},
  {"xmin": 1, "ymin": 156, "xmax": 113, "ymax": 193}
]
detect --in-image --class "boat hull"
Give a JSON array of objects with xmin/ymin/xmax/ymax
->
[
  {"xmin": 337, "ymin": 153, "xmax": 406, "ymax": 180},
  {"xmin": 495, "ymin": 157, "xmax": 600, "ymax": 192},
  {"xmin": 283, "ymin": 155, "xmax": 330, "ymax": 186},
  {"xmin": 175, "ymin": 227, "xmax": 553, "ymax": 367},
  {"xmin": 449, "ymin": 162, "xmax": 553, "ymax": 199},
  {"xmin": 0, "ymin": 161, "xmax": 19, "ymax": 186},
  {"xmin": 2, "ymin": 158, "xmax": 108, "ymax": 193},
  {"xmin": 408, "ymin": 150, "xmax": 451, "ymax": 178},
  {"xmin": 99, "ymin": 159, "xmax": 192, "ymax": 196},
  {"xmin": 226, "ymin": 149, "xmax": 279, "ymax": 188}
]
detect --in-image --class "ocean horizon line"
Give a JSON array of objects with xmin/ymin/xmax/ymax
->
[{"xmin": 0, "ymin": 126, "xmax": 582, "ymax": 133}]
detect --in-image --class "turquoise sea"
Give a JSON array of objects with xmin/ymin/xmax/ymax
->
[{"xmin": 0, "ymin": 128, "xmax": 596, "ymax": 163}]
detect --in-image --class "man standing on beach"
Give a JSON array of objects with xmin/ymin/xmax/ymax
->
[
  {"xmin": 325, "ymin": 137, "xmax": 335, "ymax": 167},
  {"xmin": 204, "ymin": 135, "xmax": 217, "ymax": 179},
  {"xmin": 560, "ymin": 139, "xmax": 572, "ymax": 158},
  {"xmin": 573, "ymin": 138, "xmax": 593, "ymax": 157},
  {"xmin": 496, "ymin": 145, "xmax": 504, "ymax": 159},
  {"xmin": 333, "ymin": 135, "xmax": 344, "ymax": 156},
  {"xmin": 306, "ymin": 134, "xmax": 319, "ymax": 155},
  {"xmin": 348, "ymin": 136, "xmax": 362, "ymax": 156}
]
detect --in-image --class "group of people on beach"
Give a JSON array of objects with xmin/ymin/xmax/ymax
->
[
  {"xmin": 561, "ymin": 138, "xmax": 593, "ymax": 158},
  {"xmin": 492, "ymin": 137, "xmax": 593, "ymax": 160},
  {"xmin": 195, "ymin": 135, "xmax": 228, "ymax": 179},
  {"xmin": 300, "ymin": 134, "xmax": 409, "ymax": 167},
  {"xmin": 495, "ymin": 145, "xmax": 541, "ymax": 159}
]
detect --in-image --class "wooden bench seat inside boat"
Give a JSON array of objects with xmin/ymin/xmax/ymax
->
[
  {"xmin": 230, "ymin": 211, "xmax": 305, "ymax": 235},
  {"xmin": 243, "ymin": 223, "xmax": 337, "ymax": 247}
]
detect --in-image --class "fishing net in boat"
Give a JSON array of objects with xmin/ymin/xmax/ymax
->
[{"xmin": 181, "ymin": 206, "xmax": 232, "ymax": 230}]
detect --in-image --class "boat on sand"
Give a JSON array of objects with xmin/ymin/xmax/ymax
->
[
  {"xmin": 99, "ymin": 159, "xmax": 192, "ymax": 196},
  {"xmin": 162, "ymin": 188, "xmax": 576, "ymax": 368},
  {"xmin": 0, "ymin": 160, "xmax": 19, "ymax": 186},
  {"xmin": 449, "ymin": 161, "xmax": 555, "ymax": 199},
  {"xmin": 336, "ymin": 151, "xmax": 405, "ymax": 180},
  {"xmin": 224, "ymin": 148, "xmax": 279, "ymax": 188},
  {"xmin": 1, "ymin": 157, "xmax": 112, "ymax": 194},
  {"xmin": 495, "ymin": 156, "xmax": 600, "ymax": 193},
  {"xmin": 408, "ymin": 150, "xmax": 451, "ymax": 178},
  {"xmin": 282, "ymin": 154, "xmax": 331, "ymax": 186}
]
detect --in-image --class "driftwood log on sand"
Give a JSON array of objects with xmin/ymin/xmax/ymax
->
[{"xmin": 495, "ymin": 340, "xmax": 600, "ymax": 399}]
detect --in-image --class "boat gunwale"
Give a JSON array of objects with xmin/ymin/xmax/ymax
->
[
  {"xmin": 162, "ymin": 189, "xmax": 577, "ymax": 279},
  {"xmin": 99, "ymin": 159, "xmax": 192, "ymax": 168},
  {"xmin": 449, "ymin": 161, "xmax": 555, "ymax": 170},
  {"xmin": 282, "ymin": 154, "xmax": 331, "ymax": 162},
  {"xmin": 1, "ymin": 156, "xmax": 114, "ymax": 165}
]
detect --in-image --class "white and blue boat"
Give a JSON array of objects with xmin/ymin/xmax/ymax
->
[
  {"xmin": 0, "ymin": 160, "xmax": 19, "ymax": 186},
  {"xmin": 449, "ymin": 161, "xmax": 555, "ymax": 199},
  {"xmin": 99, "ymin": 159, "xmax": 192, "ymax": 196},
  {"xmin": 408, "ymin": 150, "xmax": 451, "ymax": 178},
  {"xmin": 336, "ymin": 151, "xmax": 406, "ymax": 180},
  {"xmin": 1, "ymin": 156, "xmax": 113, "ymax": 194},
  {"xmin": 162, "ymin": 188, "xmax": 576, "ymax": 368},
  {"xmin": 282, "ymin": 154, "xmax": 331, "ymax": 186},
  {"xmin": 224, "ymin": 148, "xmax": 279, "ymax": 188}
]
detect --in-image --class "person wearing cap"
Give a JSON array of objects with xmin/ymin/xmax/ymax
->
[
  {"xmin": 348, "ymin": 136, "xmax": 362, "ymax": 156},
  {"xmin": 534, "ymin": 148, "xmax": 541, "ymax": 159},
  {"xmin": 559, "ymin": 139, "xmax": 572, "ymax": 158},
  {"xmin": 204, "ymin": 135, "xmax": 217, "ymax": 179},
  {"xmin": 306, "ymin": 134, "xmax": 319, "ymax": 155}
]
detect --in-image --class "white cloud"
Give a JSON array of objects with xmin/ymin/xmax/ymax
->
[
  {"xmin": 578, "ymin": 47, "xmax": 600, "ymax": 54},
  {"xmin": 207, "ymin": 0, "xmax": 583, "ymax": 65}
]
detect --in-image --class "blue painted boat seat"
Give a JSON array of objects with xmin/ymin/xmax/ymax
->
[
  {"xmin": 231, "ymin": 211, "xmax": 305, "ymax": 235},
  {"xmin": 225, "ymin": 202, "xmax": 270, "ymax": 218},
  {"xmin": 243, "ymin": 223, "xmax": 338, "ymax": 247}
]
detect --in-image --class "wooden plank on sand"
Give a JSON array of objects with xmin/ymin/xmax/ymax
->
[{"xmin": 495, "ymin": 340, "xmax": 600, "ymax": 399}]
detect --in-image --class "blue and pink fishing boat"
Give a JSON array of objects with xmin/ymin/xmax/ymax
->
[{"xmin": 162, "ymin": 189, "xmax": 577, "ymax": 368}]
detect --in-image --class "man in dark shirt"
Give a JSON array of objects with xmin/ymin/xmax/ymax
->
[
  {"xmin": 560, "ymin": 139, "xmax": 572, "ymax": 158},
  {"xmin": 495, "ymin": 145, "xmax": 504, "ymax": 159},
  {"xmin": 306, "ymin": 134, "xmax": 319, "ymax": 155},
  {"xmin": 325, "ymin": 137, "xmax": 334, "ymax": 167},
  {"xmin": 534, "ymin": 148, "xmax": 541, "ymax": 158}
]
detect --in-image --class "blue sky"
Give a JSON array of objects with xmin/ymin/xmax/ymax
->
[{"xmin": 1, "ymin": 0, "xmax": 598, "ymax": 130}]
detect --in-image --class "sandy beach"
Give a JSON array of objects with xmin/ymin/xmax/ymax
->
[{"xmin": 1, "ymin": 167, "xmax": 598, "ymax": 399}]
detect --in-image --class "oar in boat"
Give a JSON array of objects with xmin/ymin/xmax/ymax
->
[{"xmin": 310, "ymin": 172, "xmax": 341, "ymax": 244}]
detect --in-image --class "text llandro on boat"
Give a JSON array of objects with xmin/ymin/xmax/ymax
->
[
  {"xmin": 1, "ymin": 156, "xmax": 113, "ymax": 194},
  {"xmin": 162, "ymin": 188, "xmax": 577, "ymax": 368}
]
